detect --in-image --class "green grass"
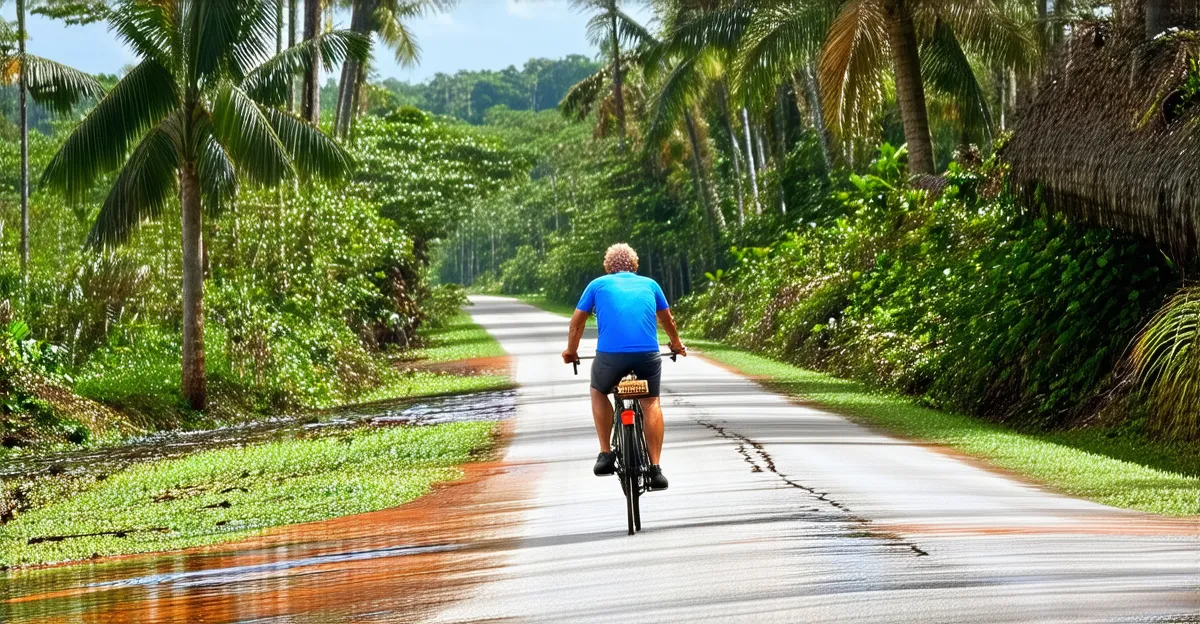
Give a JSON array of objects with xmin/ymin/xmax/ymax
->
[
  {"xmin": 364, "ymin": 311, "xmax": 512, "ymax": 403},
  {"xmin": 0, "ymin": 421, "xmax": 496, "ymax": 568},
  {"xmin": 410, "ymin": 311, "xmax": 509, "ymax": 363},
  {"xmin": 694, "ymin": 340, "xmax": 1200, "ymax": 517},
  {"xmin": 514, "ymin": 295, "xmax": 1199, "ymax": 516}
]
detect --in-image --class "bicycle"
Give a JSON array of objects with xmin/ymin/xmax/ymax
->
[{"xmin": 573, "ymin": 351, "xmax": 678, "ymax": 536}]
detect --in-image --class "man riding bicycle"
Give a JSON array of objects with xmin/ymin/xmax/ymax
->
[{"xmin": 562, "ymin": 243, "xmax": 687, "ymax": 491}]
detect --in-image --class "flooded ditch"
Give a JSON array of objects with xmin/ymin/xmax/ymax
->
[{"xmin": 0, "ymin": 390, "xmax": 516, "ymax": 527}]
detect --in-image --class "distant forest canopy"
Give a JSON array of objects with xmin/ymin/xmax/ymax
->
[{"xmin": 320, "ymin": 55, "xmax": 602, "ymax": 125}]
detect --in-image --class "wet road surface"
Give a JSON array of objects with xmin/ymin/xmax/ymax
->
[
  {"xmin": 2, "ymin": 296, "xmax": 1197, "ymax": 623},
  {"xmin": 432, "ymin": 296, "xmax": 1199, "ymax": 623}
]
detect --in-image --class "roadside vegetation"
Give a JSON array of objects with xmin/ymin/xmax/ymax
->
[{"xmin": 0, "ymin": 421, "xmax": 496, "ymax": 567}]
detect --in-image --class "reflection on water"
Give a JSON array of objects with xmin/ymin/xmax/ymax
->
[
  {"xmin": 0, "ymin": 391, "xmax": 517, "ymax": 624},
  {"xmin": 0, "ymin": 390, "xmax": 516, "ymax": 481}
]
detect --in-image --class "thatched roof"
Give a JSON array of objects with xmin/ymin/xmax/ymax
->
[{"xmin": 1005, "ymin": 22, "xmax": 1200, "ymax": 262}]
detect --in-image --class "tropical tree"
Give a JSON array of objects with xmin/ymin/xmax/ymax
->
[
  {"xmin": 820, "ymin": 0, "xmax": 1033, "ymax": 173},
  {"xmin": 1, "ymin": 0, "xmax": 105, "ymax": 276},
  {"xmin": 39, "ymin": 0, "xmax": 368, "ymax": 409},
  {"xmin": 571, "ymin": 0, "xmax": 643, "ymax": 151},
  {"xmin": 332, "ymin": 0, "xmax": 455, "ymax": 138}
]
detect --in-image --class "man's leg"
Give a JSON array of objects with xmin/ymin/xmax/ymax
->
[
  {"xmin": 639, "ymin": 396, "xmax": 664, "ymax": 464},
  {"xmin": 591, "ymin": 388, "xmax": 614, "ymax": 452}
]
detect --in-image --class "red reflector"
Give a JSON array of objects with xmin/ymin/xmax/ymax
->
[{"xmin": 620, "ymin": 409, "xmax": 635, "ymax": 425}]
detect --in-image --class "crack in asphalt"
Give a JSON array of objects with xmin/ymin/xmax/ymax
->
[{"xmin": 674, "ymin": 397, "xmax": 929, "ymax": 558}]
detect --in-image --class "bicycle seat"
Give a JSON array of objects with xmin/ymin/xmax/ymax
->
[{"xmin": 615, "ymin": 375, "xmax": 650, "ymax": 399}]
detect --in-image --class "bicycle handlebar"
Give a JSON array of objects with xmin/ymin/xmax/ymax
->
[{"xmin": 571, "ymin": 350, "xmax": 679, "ymax": 375}]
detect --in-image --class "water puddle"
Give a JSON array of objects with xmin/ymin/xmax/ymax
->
[{"xmin": 0, "ymin": 390, "xmax": 516, "ymax": 482}]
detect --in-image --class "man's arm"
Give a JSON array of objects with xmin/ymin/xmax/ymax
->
[
  {"xmin": 562, "ymin": 309, "xmax": 590, "ymax": 363},
  {"xmin": 657, "ymin": 308, "xmax": 687, "ymax": 356}
]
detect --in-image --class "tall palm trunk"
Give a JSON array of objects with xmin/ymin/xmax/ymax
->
[
  {"xmin": 17, "ymin": 0, "xmax": 29, "ymax": 276},
  {"xmin": 883, "ymin": 0, "xmax": 935, "ymax": 174},
  {"xmin": 609, "ymin": 8, "xmax": 627, "ymax": 150},
  {"xmin": 276, "ymin": 0, "xmax": 284, "ymax": 54},
  {"xmin": 795, "ymin": 66, "xmax": 835, "ymax": 173},
  {"xmin": 741, "ymin": 107, "xmax": 762, "ymax": 214},
  {"xmin": 774, "ymin": 85, "xmax": 788, "ymax": 215},
  {"xmin": 716, "ymin": 81, "xmax": 745, "ymax": 224},
  {"xmin": 336, "ymin": 0, "xmax": 371, "ymax": 137},
  {"xmin": 288, "ymin": 0, "xmax": 298, "ymax": 111},
  {"xmin": 684, "ymin": 110, "xmax": 724, "ymax": 231},
  {"xmin": 302, "ymin": 0, "xmax": 321, "ymax": 123},
  {"xmin": 180, "ymin": 160, "xmax": 207, "ymax": 410}
]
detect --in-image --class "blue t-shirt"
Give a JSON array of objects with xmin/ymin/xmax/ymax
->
[{"xmin": 576, "ymin": 272, "xmax": 670, "ymax": 353}]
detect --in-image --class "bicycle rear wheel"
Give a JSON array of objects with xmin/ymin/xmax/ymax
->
[{"xmin": 622, "ymin": 421, "xmax": 640, "ymax": 535}]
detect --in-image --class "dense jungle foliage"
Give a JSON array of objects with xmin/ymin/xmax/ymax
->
[{"xmin": 0, "ymin": 107, "xmax": 521, "ymax": 447}]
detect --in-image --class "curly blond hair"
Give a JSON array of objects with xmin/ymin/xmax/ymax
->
[{"xmin": 603, "ymin": 243, "xmax": 639, "ymax": 274}]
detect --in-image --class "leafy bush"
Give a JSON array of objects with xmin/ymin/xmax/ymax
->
[
  {"xmin": 681, "ymin": 146, "xmax": 1178, "ymax": 429},
  {"xmin": 499, "ymin": 245, "xmax": 542, "ymax": 294}
]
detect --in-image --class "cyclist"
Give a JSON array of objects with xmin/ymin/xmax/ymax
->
[{"xmin": 562, "ymin": 243, "xmax": 686, "ymax": 490}]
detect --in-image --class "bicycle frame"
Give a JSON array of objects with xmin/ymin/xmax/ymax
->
[{"xmin": 572, "ymin": 350, "xmax": 677, "ymax": 535}]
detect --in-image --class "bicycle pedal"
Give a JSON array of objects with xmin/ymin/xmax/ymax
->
[{"xmin": 616, "ymin": 379, "xmax": 649, "ymax": 398}]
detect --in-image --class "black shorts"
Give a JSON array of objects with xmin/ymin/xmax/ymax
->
[{"xmin": 591, "ymin": 351, "xmax": 662, "ymax": 397}]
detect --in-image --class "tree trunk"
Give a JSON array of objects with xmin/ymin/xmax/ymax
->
[
  {"xmin": 301, "ymin": 0, "xmax": 321, "ymax": 124},
  {"xmin": 276, "ymin": 0, "xmax": 284, "ymax": 54},
  {"xmin": 685, "ymin": 110, "xmax": 724, "ymax": 231},
  {"xmin": 180, "ymin": 162, "xmax": 207, "ymax": 411},
  {"xmin": 796, "ymin": 66, "xmax": 835, "ymax": 173},
  {"xmin": 775, "ymin": 85, "xmax": 788, "ymax": 215},
  {"xmin": 883, "ymin": 0, "xmax": 935, "ymax": 174},
  {"xmin": 609, "ymin": 8, "xmax": 627, "ymax": 150},
  {"xmin": 288, "ymin": 0, "xmax": 298, "ymax": 111},
  {"xmin": 716, "ymin": 82, "xmax": 745, "ymax": 225},
  {"xmin": 17, "ymin": 0, "xmax": 29, "ymax": 276},
  {"xmin": 1146, "ymin": 0, "xmax": 1174, "ymax": 37},
  {"xmin": 741, "ymin": 107, "xmax": 762, "ymax": 214},
  {"xmin": 337, "ymin": 0, "xmax": 372, "ymax": 137}
]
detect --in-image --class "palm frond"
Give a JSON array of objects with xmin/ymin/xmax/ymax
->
[
  {"xmin": 1133, "ymin": 287, "xmax": 1200, "ymax": 439},
  {"xmin": 241, "ymin": 30, "xmax": 371, "ymax": 106},
  {"xmin": 560, "ymin": 66, "xmax": 609, "ymax": 120},
  {"xmin": 41, "ymin": 59, "xmax": 179, "ymax": 202},
  {"xmin": 734, "ymin": 1, "xmax": 837, "ymax": 107},
  {"xmin": 818, "ymin": 0, "xmax": 888, "ymax": 139},
  {"xmin": 212, "ymin": 85, "xmax": 294, "ymax": 186},
  {"xmin": 187, "ymin": 0, "xmax": 242, "ymax": 84},
  {"xmin": 261, "ymin": 107, "xmax": 353, "ymax": 182},
  {"xmin": 87, "ymin": 123, "xmax": 180, "ymax": 248},
  {"xmin": 920, "ymin": 20, "xmax": 991, "ymax": 139},
  {"xmin": 933, "ymin": 0, "xmax": 1037, "ymax": 72},
  {"xmin": 108, "ymin": 0, "xmax": 175, "ymax": 68},
  {"xmin": 194, "ymin": 116, "xmax": 239, "ymax": 218},
  {"xmin": 586, "ymin": 12, "xmax": 612, "ymax": 50},
  {"xmin": 614, "ymin": 9, "xmax": 654, "ymax": 52},
  {"xmin": 659, "ymin": 4, "xmax": 754, "ymax": 58},
  {"xmin": 17, "ymin": 54, "xmax": 106, "ymax": 114},
  {"xmin": 644, "ymin": 56, "xmax": 704, "ymax": 148},
  {"xmin": 228, "ymin": 0, "xmax": 278, "ymax": 81},
  {"xmin": 375, "ymin": 11, "xmax": 420, "ymax": 66}
]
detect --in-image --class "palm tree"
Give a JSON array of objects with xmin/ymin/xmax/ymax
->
[
  {"xmin": 1, "ymin": 0, "xmax": 104, "ymax": 277},
  {"xmin": 572, "ymin": 0, "xmax": 641, "ymax": 151},
  {"xmin": 726, "ymin": 0, "xmax": 1031, "ymax": 174},
  {"xmin": 40, "ymin": 0, "xmax": 368, "ymax": 409},
  {"xmin": 819, "ymin": 0, "xmax": 1032, "ymax": 173},
  {"xmin": 302, "ymin": 0, "xmax": 321, "ymax": 122},
  {"xmin": 332, "ymin": 0, "xmax": 455, "ymax": 138}
]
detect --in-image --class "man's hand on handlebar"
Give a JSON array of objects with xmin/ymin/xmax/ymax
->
[
  {"xmin": 669, "ymin": 341, "xmax": 687, "ymax": 357},
  {"xmin": 562, "ymin": 349, "xmax": 579, "ymax": 364}
]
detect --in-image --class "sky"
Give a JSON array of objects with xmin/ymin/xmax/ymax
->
[{"xmin": 1, "ymin": 1, "xmax": 657, "ymax": 83}]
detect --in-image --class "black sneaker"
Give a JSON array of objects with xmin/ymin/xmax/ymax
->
[
  {"xmin": 593, "ymin": 452, "xmax": 617, "ymax": 476},
  {"xmin": 648, "ymin": 465, "xmax": 668, "ymax": 490}
]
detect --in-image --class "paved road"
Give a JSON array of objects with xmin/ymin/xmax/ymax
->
[{"xmin": 433, "ymin": 296, "xmax": 1200, "ymax": 624}]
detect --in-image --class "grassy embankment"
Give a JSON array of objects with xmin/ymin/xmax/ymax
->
[
  {"xmin": 0, "ymin": 308, "xmax": 510, "ymax": 568},
  {"xmin": 519, "ymin": 296, "xmax": 1200, "ymax": 516}
]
